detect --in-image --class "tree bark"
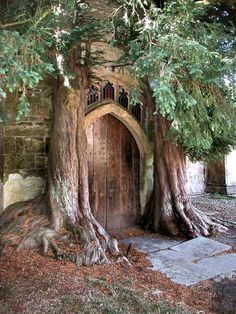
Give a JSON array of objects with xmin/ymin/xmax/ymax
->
[
  {"xmin": 47, "ymin": 81, "xmax": 119, "ymax": 264},
  {"xmin": 0, "ymin": 77, "xmax": 120, "ymax": 266},
  {"xmin": 142, "ymin": 114, "xmax": 227, "ymax": 238}
]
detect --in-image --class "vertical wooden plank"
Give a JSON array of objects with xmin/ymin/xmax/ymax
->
[
  {"xmin": 132, "ymin": 137, "xmax": 140, "ymax": 223},
  {"xmin": 126, "ymin": 132, "xmax": 134, "ymax": 225},
  {"xmin": 120, "ymin": 123, "xmax": 133, "ymax": 227},
  {"xmin": 85, "ymin": 123, "xmax": 94, "ymax": 214},
  {"xmin": 120, "ymin": 132, "xmax": 128, "ymax": 228},
  {"xmin": 121, "ymin": 121, "xmax": 140, "ymax": 228},
  {"xmin": 93, "ymin": 116, "xmax": 107, "ymax": 228},
  {"xmin": 106, "ymin": 115, "xmax": 121, "ymax": 230}
]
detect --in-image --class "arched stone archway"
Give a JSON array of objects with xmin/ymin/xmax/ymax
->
[{"xmin": 85, "ymin": 100, "xmax": 153, "ymax": 217}]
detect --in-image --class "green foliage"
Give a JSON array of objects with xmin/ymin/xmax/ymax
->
[
  {"xmin": 1, "ymin": 0, "xmax": 236, "ymax": 163},
  {"xmin": 0, "ymin": 0, "xmax": 114, "ymax": 122},
  {"xmin": 0, "ymin": 0, "xmax": 102, "ymax": 121},
  {"xmin": 113, "ymin": 0, "xmax": 236, "ymax": 161},
  {"xmin": 0, "ymin": 1, "xmax": 55, "ymax": 120}
]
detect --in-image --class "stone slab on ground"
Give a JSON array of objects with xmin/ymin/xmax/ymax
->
[
  {"xmin": 125, "ymin": 235, "xmax": 235, "ymax": 286},
  {"xmin": 148, "ymin": 250, "xmax": 189, "ymax": 270},
  {"xmin": 149, "ymin": 253, "xmax": 236, "ymax": 286},
  {"xmin": 159, "ymin": 261, "xmax": 211, "ymax": 286},
  {"xmin": 122, "ymin": 234, "xmax": 183, "ymax": 253},
  {"xmin": 198, "ymin": 254, "xmax": 236, "ymax": 273},
  {"xmin": 171, "ymin": 236, "xmax": 231, "ymax": 260}
]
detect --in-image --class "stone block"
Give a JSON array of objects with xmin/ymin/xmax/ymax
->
[
  {"xmin": 15, "ymin": 137, "xmax": 24, "ymax": 153},
  {"xmin": 148, "ymin": 250, "xmax": 189, "ymax": 270},
  {"xmin": 4, "ymin": 125, "xmax": 50, "ymax": 138},
  {"xmin": 171, "ymin": 236, "xmax": 231, "ymax": 260},
  {"xmin": 3, "ymin": 174, "xmax": 45, "ymax": 208},
  {"xmin": 4, "ymin": 137, "xmax": 15, "ymax": 154},
  {"xmin": 197, "ymin": 254, "xmax": 236, "ymax": 273},
  {"xmin": 166, "ymin": 254, "xmax": 236, "ymax": 286},
  {"xmin": 21, "ymin": 154, "xmax": 36, "ymax": 170},
  {"xmin": 4, "ymin": 154, "xmax": 24, "ymax": 170},
  {"xmin": 24, "ymin": 138, "xmax": 45, "ymax": 154},
  {"xmin": 36, "ymin": 102, "xmax": 52, "ymax": 117},
  {"xmin": 35, "ymin": 156, "xmax": 48, "ymax": 170},
  {"xmin": 161, "ymin": 261, "xmax": 212, "ymax": 286}
]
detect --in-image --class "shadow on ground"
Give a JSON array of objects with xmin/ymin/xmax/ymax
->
[{"xmin": 213, "ymin": 273, "xmax": 236, "ymax": 314}]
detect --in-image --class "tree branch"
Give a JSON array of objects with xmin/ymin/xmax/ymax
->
[
  {"xmin": 0, "ymin": 19, "xmax": 31, "ymax": 29},
  {"xmin": 0, "ymin": 9, "xmax": 52, "ymax": 30}
]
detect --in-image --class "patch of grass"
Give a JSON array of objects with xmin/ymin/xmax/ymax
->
[
  {"xmin": 53, "ymin": 278, "xmax": 193, "ymax": 313},
  {"xmin": 210, "ymin": 192, "xmax": 236, "ymax": 200},
  {"xmin": 61, "ymin": 294, "xmax": 77, "ymax": 307},
  {"xmin": 84, "ymin": 277, "xmax": 191, "ymax": 314},
  {"xmin": 0, "ymin": 282, "xmax": 13, "ymax": 300}
]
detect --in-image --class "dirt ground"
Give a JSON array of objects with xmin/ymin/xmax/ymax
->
[{"xmin": 0, "ymin": 194, "xmax": 235, "ymax": 314}]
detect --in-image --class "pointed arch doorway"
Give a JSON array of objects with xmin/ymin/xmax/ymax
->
[{"xmin": 86, "ymin": 114, "xmax": 140, "ymax": 230}]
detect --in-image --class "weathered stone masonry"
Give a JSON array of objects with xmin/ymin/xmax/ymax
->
[
  {"xmin": 4, "ymin": 89, "xmax": 51, "ymax": 180},
  {"xmin": 1, "ymin": 80, "xmax": 52, "ymax": 211}
]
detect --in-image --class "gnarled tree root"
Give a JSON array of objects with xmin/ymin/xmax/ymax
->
[
  {"xmin": 0, "ymin": 198, "xmax": 130, "ymax": 267},
  {"xmin": 159, "ymin": 204, "xmax": 228, "ymax": 238},
  {"xmin": 142, "ymin": 195, "xmax": 228, "ymax": 238}
]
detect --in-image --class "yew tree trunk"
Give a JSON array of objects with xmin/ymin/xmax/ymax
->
[
  {"xmin": 143, "ymin": 115, "xmax": 226, "ymax": 238},
  {"xmin": 46, "ymin": 81, "xmax": 119, "ymax": 264},
  {"xmin": 0, "ymin": 79, "xmax": 119, "ymax": 266}
]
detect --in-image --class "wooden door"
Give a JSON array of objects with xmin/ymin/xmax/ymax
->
[{"xmin": 86, "ymin": 114, "xmax": 140, "ymax": 230}]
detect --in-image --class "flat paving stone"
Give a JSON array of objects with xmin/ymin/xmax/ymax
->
[
  {"xmin": 171, "ymin": 236, "xmax": 231, "ymax": 260},
  {"xmin": 159, "ymin": 261, "xmax": 210, "ymax": 286},
  {"xmin": 123, "ymin": 235, "xmax": 235, "ymax": 286},
  {"xmin": 121, "ymin": 234, "xmax": 183, "ymax": 253},
  {"xmin": 149, "ymin": 252, "xmax": 236, "ymax": 286},
  {"xmin": 149, "ymin": 250, "xmax": 189, "ymax": 270},
  {"xmin": 197, "ymin": 254, "xmax": 236, "ymax": 273}
]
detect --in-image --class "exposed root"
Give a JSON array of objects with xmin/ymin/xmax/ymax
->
[
  {"xmin": 185, "ymin": 205, "xmax": 227, "ymax": 237},
  {"xmin": 17, "ymin": 228, "xmax": 57, "ymax": 254},
  {"xmin": 206, "ymin": 214, "xmax": 236, "ymax": 228},
  {"xmin": 115, "ymin": 254, "xmax": 132, "ymax": 266},
  {"xmin": 159, "ymin": 203, "xmax": 228, "ymax": 238},
  {"xmin": 68, "ymin": 215, "xmax": 120, "ymax": 266},
  {"xmin": 0, "ymin": 199, "xmax": 128, "ymax": 267},
  {"xmin": 142, "ymin": 195, "xmax": 228, "ymax": 238},
  {"xmin": 0, "ymin": 197, "xmax": 50, "ymax": 251}
]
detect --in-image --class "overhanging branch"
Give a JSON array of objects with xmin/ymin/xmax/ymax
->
[{"xmin": 0, "ymin": 19, "xmax": 31, "ymax": 29}]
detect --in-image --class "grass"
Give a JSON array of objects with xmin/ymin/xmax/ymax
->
[
  {"xmin": 210, "ymin": 192, "xmax": 236, "ymax": 200},
  {"xmin": 57, "ymin": 277, "xmax": 192, "ymax": 314},
  {"xmin": 0, "ymin": 282, "xmax": 13, "ymax": 300}
]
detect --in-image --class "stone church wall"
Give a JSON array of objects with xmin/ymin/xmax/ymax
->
[
  {"xmin": 186, "ymin": 159, "xmax": 206, "ymax": 195},
  {"xmin": 225, "ymin": 150, "xmax": 236, "ymax": 194},
  {"xmin": 1, "ymin": 80, "xmax": 52, "ymax": 210}
]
